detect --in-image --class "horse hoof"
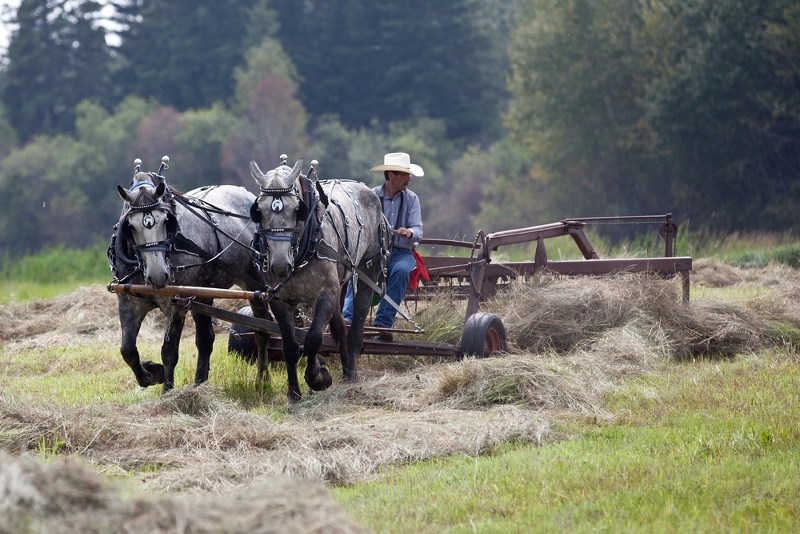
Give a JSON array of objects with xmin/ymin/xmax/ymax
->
[
  {"xmin": 141, "ymin": 360, "xmax": 165, "ymax": 386},
  {"xmin": 342, "ymin": 372, "xmax": 357, "ymax": 383},
  {"xmin": 307, "ymin": 365, "xmax": 332, "ymax": 392}
]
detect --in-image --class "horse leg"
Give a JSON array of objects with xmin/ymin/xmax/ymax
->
[
  {"xmin": 329, "ymin": 309, "xmax": 349, "ymax": 380},
  {"xmin": 191, "ymin": 306, "xmax": 215, "ymax": 386},
  {"xmin": 160, "ymin": 307, "xmax": 186, "ymax": 394},
  {"xmin": 304, "ymin": 291, "xmax": 335, "ymax": 392},
  {"xmin": 344, "ymin": 277, "xmax": 374, "ymax": 382},
  {"xmin": 271, "ymin": 301, "xmax": 303, "ymax": 402},
  {"xmin": 118, "ymin": 297, "xmax": 164, "ymax": 387}
]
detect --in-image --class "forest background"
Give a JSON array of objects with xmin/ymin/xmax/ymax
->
[{"xmin": 0, "ymin": 0, "xmax": 798, "ymax": 256}]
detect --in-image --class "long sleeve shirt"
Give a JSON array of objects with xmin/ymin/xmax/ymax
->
[{"xmin": 374, "ymin": 185, "xmax": 423, "ymax": 250}]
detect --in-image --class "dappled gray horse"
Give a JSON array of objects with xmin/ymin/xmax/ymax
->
[
  {"xmin": 110, "ymin": 160, "xmax": 270, "ymax": 393},
  {"xmin": 250, "ymin": 158, "xmax": 389, "ymax": 402}
]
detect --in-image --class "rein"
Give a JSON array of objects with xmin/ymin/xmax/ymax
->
[
  {"xmin": 164, "ymin": 189, "xmax": 266, "ymax": 290},
  {"xmin": 252, "ymin": 173, "xmax": 322, "ymax": 273},
  {"xmin": 171, "ymin": 190, "xmax": 258, "ymax": 254},
  {"xmin": 109, "ymin": 180, "xmax": 265, "ymax": 290},
  {"xmin": 249, "ymin": 169, "xmax": 389, "ymax": 309}
]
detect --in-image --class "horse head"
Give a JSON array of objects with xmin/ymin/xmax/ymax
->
[
  {"xmin": 116, "ymin": 170, "xmax": 177, "ymax": 288},
  {"xmin": 250, "ymin": 158, "xmax": 309, "ymax": 278}
]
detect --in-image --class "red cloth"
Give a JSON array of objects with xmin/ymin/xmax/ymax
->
[{"xmin": 408, "ymin": 249, "xmax": 430, "ymax": 291}]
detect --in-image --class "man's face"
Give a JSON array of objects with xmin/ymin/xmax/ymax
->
[{"xmin": 387, "ymin": 170, "xmax": 412, "ymax": 191}]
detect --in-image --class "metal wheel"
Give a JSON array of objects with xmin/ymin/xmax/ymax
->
[
  {"xmin": 227, "ymin": 305, "xmax": 257, "ymax": 363},
  {"xmin": 459, "ymin": 312, "xmax": 507, "ymax": 358}
]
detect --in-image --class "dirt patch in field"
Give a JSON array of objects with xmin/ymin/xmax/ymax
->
[{"xmin": 1, "ymin": 264, "xmax": 799, "ymax": 530}]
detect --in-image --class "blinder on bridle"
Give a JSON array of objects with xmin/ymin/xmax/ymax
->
[
  {"xmin": 250, "ymin": 180, "xmax": 310, "ymax": 270},
  {"xmin": 122, "ymin": 198, "xmax": 179, "ymax": 255},
  {"xmin": 109, "ymin": 157, "xmax": 180, "ymax": 281}
]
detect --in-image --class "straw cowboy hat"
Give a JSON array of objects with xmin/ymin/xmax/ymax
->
[{"xmin": 370, "ymin": 152, "xmax": 424, "ymax": 177}]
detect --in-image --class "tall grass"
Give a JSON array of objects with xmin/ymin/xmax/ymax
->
[
  {"xmin": 0, "ymin": 243, "xmax": 111, "ymax": 303},
  {"xmin": 682, "ymin": 228, "xmax": 800, "ymax": 267},
  {"xmin": 1, "ymin": 243, "xmax": 110, "ymax": 283}
]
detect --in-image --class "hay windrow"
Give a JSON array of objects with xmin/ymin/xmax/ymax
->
[
  {"xmin": 691, "ymin": 258, "xmax": 800, "ymax": 288},
  {"xmin": 492, "ymin": 272, "xmax": 788, "ymax": 359},
  {"xmin": 0, "ymin": 285, "xmax": 245, "ymax": 353},
  {"xmin": 493, "ymin": 273, "xmax": 682, "ymax": 354},
  {"xmin": 0, "ymin": 450, "xmax": 368, "ymax": 534}
]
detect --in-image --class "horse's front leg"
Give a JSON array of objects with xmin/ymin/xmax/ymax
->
[
  {"xmin": 191, "ymin": 305, "xmax": 215, "ymax": 386},
  {"xmin": 304, "ymin": 291, "xmax": 335, "ymax": 392},
  {"xmin": 160, "ymin": 307, "xmax": 186, "ymax": 394},
  {"xmin": 118, "ymin": 297, "xmax": 163, "ymax": 387},
  {"xmin": 271, "ymin": 301, "xmax": 303, "ymax": 402}
]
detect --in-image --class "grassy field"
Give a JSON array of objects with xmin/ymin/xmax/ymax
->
[
  {"xmin": 334, "ymin": 349, "xmax": 800, "ymax": 532},
  {"xmin": 2, "ymin": 235, "xmax": 800, "ymax": 532}
]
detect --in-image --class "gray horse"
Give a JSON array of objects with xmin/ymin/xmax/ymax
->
[
  {"xmin": 111, "ymin": 162, "xmax": 270, "ymax": 393},
  {"xmin": 250, "ymin": 158, "xmax": 389, "ymax": 402}
]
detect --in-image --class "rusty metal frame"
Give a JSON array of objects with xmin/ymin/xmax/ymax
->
[{"xmin": 415, "ymin": 213, "xmax": 691, "ymax": 322}]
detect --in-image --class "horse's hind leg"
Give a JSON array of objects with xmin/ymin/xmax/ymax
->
[
  {"xmin": 344, "ymin": 276, "xmax": 375, "ymax": 381},
  {"xmin": 329, "ymin": 310, "xmax": 349, "ymax": 380},
  {"xmin": 271, "ymin": 301, "xmax": 303, "ymax": 402},
  {"xmin": 191, "ymin": 306, "xmax": 215, "ymax": 386},
  {"xmin": 250, "ymin": 298, "xmax": 272, "ymax": 384}
]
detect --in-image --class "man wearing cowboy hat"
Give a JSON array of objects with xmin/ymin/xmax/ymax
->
[{"xmin": 342, "ymin": 152, "xmax": 424, "ymax": 339}]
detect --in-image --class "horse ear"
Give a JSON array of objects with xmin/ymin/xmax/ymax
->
[
  {"xmin": 117, "ymin": 185, "xmax": 132, "ymax": 202},
  {"xmin": 290, "ymin": 158, "xmax": 304, "ymax": 189},
  {"xmin": 250, "ymin": 160, "xmax": 266, "ymax": 188}
]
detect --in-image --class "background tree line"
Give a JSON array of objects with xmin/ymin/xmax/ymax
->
[{"xmin": 0, "ymin": 0, "xmax": 798, "ymax": 255}]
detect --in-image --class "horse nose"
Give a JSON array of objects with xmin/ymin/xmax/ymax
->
[
  {"xmin": 271, "ymin": 260, "xmax": 293, "ymax": 278},
  {"xmin": 147, "ymin": 271, "xmax": 169, "ymax": 289}
]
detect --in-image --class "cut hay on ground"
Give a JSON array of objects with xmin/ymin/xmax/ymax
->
[
  {"xmin": 493, "ymin": 272, "xmax": 781, "ymax": 359},
  {"xmin": 2, "ymin": 267, "xmax": 799, "ymax": 514},
  {"xmin": 0, "ymin": 450, "xmax": 367, "ymax": 534},
  {"xmin": 0, "ymin": 285, "xmax": 247, "ymax": 353}
]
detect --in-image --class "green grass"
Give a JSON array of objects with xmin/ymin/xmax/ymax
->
[
  {"xmin": 0, "ymin": 280, "xmax": 101, "ymax": 303},
  {"xmin": 0, "ymin": 341, "xmax": 291, "ymax": 408},
  {"xmin": 1, "ymin": 243, "xmax": 111, "ymax": 303},
  {"xmin": 682, "ymin": 229, "xmax": 800, "ymax": 268},
  {"xmin": 0, "ymin": 342, "xmax": 161, "ymax": 405},
  {"xmin": 333, "ymin": 349, "xmax": 800, "ymax": 533}
]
